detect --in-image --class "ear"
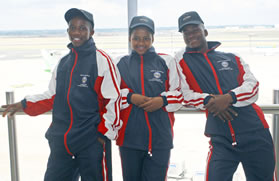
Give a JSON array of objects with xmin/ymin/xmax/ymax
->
[
  {"xmin": 204, "ymin": 29, "xmax": 208, "ymax": 37},
  {"xmin": 90, "ymin": 29, "xmax": 94, "ymax": 36},
  {"xmin": 151, "ymin": 35, "xmax": 154, "ymax": 43}
]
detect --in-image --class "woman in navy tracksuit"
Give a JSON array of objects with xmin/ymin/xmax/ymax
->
[
  {"xmin": 176, "ymin": 11, "xmax": 276, "ymax": 181},
  {"xmin": 2, "ymin": 8, "xmax": 121, "ymax": 181},
  {"xmin": 115, "ymin": 16, "xmax": 182, "ymax": 181}
]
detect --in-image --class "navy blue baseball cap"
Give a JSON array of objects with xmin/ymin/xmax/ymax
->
[
  {"xmin": 178, "ymin": 11, "xmax": 204, "ymax": 32},
  {"xmin": 65, "ymin": 8, "xmax": 94, "ymax": 28},
  {"xmin": 129, "ymin": 16, "xmax": 155, "ymax": 34}
]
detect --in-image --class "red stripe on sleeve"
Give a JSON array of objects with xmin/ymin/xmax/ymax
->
[
  {"xmin": 179, "ymin": 59, "xmax": 203, "ymax": 93},
  {"xmin": 94, "ymin": 76, "xmax": 109, "ymax": 135},
  {"xmin": 235, "ymin": 56, "xmax": 245, "ymax": 85},
  {"xmin": 24, "ymin": 95, "xmax": 55, "ymax": 116}
]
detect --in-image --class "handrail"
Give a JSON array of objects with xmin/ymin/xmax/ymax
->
[
  {"xmin": 175, "ymin": 104, "xmax": 279, "ymax": 114},
  {"xmin": 273, "ymin": 90, "xmax": 279, "ymax": 177},
  {"xmin": 2, "ymin": 104, "xmax": 279, "ymax": 115},
  {"xmin": 0, "ymin": 109, "xmax": 52, "ymax": 115},
  {"xmin": 4, "ymin": 92, "xmax": 20, "ymax": 181}
]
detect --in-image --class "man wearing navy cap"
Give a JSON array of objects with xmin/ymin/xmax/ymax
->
[
  {"xmin": 2, "ymin": 8, "xmax": 121, "ymax": 181},
  {"xmin": 176, "ymin": 11, "xmax": 276, "ymax": 181}
]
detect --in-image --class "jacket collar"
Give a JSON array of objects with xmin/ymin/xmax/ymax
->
[
  {"xmin": 67, "ymin": 37, "xmax": 96, "ymax": 55},
  {"xmin": 185, "ymin": 41, "xmax": 221, "ymax": 54}
]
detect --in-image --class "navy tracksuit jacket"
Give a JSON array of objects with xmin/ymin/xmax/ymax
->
[
  {"xmin": 115, "ymin": 47, "xmax": 183, "ymax": 180},
  {"xmin": 21, "ymin": 38, "xmax": 121, "ymax": 180},
  {"xmin": 116, "ymin": 47, "xmax": 182, "ymax": 152},
  {"xmin": 176, "ymin": 41, "xmax": 276, "ymax": 181}
]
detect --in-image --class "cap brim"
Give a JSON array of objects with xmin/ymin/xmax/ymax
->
[
  {"xmin": 130, "ymin": 23, "xmax": 154, "ymax": 34},
  {"xmin": 179, "ymin": 20, "xmax": 202, "ymax": 32}
]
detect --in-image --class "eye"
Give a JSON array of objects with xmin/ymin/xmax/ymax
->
[
  {"xmin": 69, "ymin": 26, "xmax": 76, "ymax": 32},
  {"xmin": 143, "ymin": 37, "xmax": 151, "ymax": 41},
  {"xmin": 184, "ymin": 28, "xmax": 201, "ymax": 36},
  {"xmin": 132, "ymin": 37, "xmax": 140, "ymax": 41},
  {"xmin": 79, "ymin": 26, "xmax": 87, "ymax": 32}
]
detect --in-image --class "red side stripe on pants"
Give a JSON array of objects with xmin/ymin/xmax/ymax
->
[
  {"xmin": 102, "ymin": 143, "xmax": 108, "ymax": 181},
  {"xmin": 205, "ymin": 141, "xmax": 213, "ymax": 181}
]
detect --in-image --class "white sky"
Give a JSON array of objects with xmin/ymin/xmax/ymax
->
[{"xmin": 1, "ymin": 0, "xmax": 279, "ymax": 30}]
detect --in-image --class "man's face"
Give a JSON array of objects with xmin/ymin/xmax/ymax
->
[
  {"xmin": 129, "ymin": 27, "xmax": 154, "ymax": 55},
  {"xmin": 182, "ymin": 24, "xmax": 208, "ymax": 51},
  {"xmin": 67, "ymin": 17, "xmax": 94, "ymax": 47}
]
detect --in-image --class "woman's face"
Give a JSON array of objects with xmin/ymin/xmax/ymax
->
[{"xmin": 130, "ymin": 27, "xmax": 154, "ymax": 55}]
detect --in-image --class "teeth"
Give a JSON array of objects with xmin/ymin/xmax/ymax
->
[{"xmin": 73, "ymin": 38, "xmax": 80, "ymax": 40}]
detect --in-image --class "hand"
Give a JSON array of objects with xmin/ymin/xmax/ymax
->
[
  {"xmin": 204, "ymin": 94, "xmax": 233, "ymax": 116},
  {"xmin": 97, "ymin": 137, "xmax": 105, "ymax": 145},
  {"xmin": 130, "ymin": 94, "xmax": 151, "ymax": 106},
  {"xmin": 138, "ymin": 97, "xmax": 164, "ymax": 112},
  {"xmin": 216, "ymin": 107, "xmax": 238, "ymax": 122},
  {"xmin": 1, "ymin": 102, "xmax": 23, "ymax": 117}
]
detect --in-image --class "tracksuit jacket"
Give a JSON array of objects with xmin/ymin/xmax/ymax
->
[
  {"xmin": 176, "ymin": 41, "xmax": 269, "ymax": 144},
  {"xmin": 115, "ymin": 47, "xmax": 183, "ymax": 154},
  {"xmin": 21, "ymin": 37, "xmax": 122, "ymax": 156}
]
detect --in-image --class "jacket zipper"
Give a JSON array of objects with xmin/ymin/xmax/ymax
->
[
  {"xmin": 203, "ymin": 53, "xmax": 237, "ymax": 146},
  {"xmin": 140, "ymin": 55, "xmax": 153, "ymax": 156},
  {"xmin": 64, "ymin": 48, "xmax": 78, "ymax": 157}
]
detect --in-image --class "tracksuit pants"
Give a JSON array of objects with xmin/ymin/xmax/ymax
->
[
  {"xmin": 206, "ymin": 128, "xmax": 276, "ymax": 181},
  {"xmin": 44, "ymin": 138, "xmax": 112, "ymax": 181},
  {"xmin": 120, "ymin": 147, "xmax": 170, "ymax": 181}
]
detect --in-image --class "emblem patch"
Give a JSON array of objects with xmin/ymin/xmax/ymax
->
[
  {"xmin": 149, "ymin": 70, "xmax": 164, "ymax": 83},
  {"xmin": 78, "ymin": 74, "xmax": 90, "ymax": 88},
  {"xmin": 153, "ymin": 71, "xmax": 161, "ymax": 79},
  {"xmin": 216, "ymin": 55, "xmax": 233, "ymax": 71}
]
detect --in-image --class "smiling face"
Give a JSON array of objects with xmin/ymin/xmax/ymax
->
[
  {"xmin": 129, "ymin": 27, "xmax": 154, "ymax": 55},
  {"xmin": 67, "ymin": 16, "xmax": 94, "ymax": 47},
  {"xmin": 182, "ymin": 24, "xmax": 208, "ymax": 53}
]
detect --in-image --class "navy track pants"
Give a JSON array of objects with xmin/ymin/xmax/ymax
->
[
  {"xmin": 44, "ymin": 138, "xmax": 112, "ymax": 181},
  {"xmin": 205, "ymin": 128, "xmax": 276, "ymax": 181},
  {"xmin": 120, "ymin": 147, "xmax": 170, "ymax": 181}
]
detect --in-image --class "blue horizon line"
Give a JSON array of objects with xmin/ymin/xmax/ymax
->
[
  {"xmin": 0, "ymin": 25, "xmax": 276, "ymax": 36},
  {"xmin": 0, "ymin": 24, "xmax": 276, "ymax": 32}
]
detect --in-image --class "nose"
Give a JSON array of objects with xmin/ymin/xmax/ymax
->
[
  {"xmin": 138, "ymin": 39, "xmax": 144, "ymax": 45},
  {"xmin": 69, "ymin": 27, "xmax": 81, "ymax": 35},
  {"xmin": 187, "ymin": 32, "xmax": 195, "ymax": 38},
  {"xmin": 72, "ymin": 29, "xmax": 81, "ymax": 35}
]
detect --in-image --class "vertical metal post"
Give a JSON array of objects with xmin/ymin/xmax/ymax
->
[
  {"xmin": 6, "ymin": 91, "xmax": 20, "ymax": 181},
  {"xmin": 273, "ymin": 89, "xmax": 279, "ymax": 178},
  {"xmin": 127, "ymin": 0, "xmax": 138, "ymax": 53}
]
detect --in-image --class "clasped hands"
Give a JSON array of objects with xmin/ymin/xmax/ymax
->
[
  {"xmin": 130, "ymin": 94, "xmax": 164, "ymax": 112},
  {"xmin": 204, "ymin": 94, "xmax": 238, "ymax": 122}
]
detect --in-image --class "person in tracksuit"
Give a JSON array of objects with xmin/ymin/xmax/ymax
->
[
  {"xmin": 115, "ymin": 16, "xmax": 183, "ymax": 181},
  {"xmin": 2, "ymin": 8, "xmax": 121, "ymax": 181},
  {"xmin": 175, "ymin": 11, "xmax": 276, "ymax": 181}
]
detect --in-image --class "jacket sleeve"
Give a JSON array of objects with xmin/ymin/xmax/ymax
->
[
  {"xmin": 159, "ymin": 54, "xmax": 183, "ymax": 112},
  {"xmin": 229, "ymin": 55, "xmax": 259, "ymax": 107},
  {"xmin": 22, "ymin": 60, "xmax": 59, "ymax": 116},
  {"xmin": 175, "ymin": 49, "xmax": 210, "ymax": 110},
  {"xmin": 113, "ymin": 55, "xmax": 133, "ymax": 110},
  {"xmin": 96, "ymin": 50, "xmax": 122, "ymax": 140}
]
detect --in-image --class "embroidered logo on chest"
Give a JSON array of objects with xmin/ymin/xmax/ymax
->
[
  {"xmin": 148, "ymin": 70, "xmax": 164, "ymax": 83},
  {"xmin": 216, "ymin": 55, "xmax": 233, "ymax": 71},
  {"xmin": 78, "ymin": 74, "xmax": 90, "ymax": 88}
]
